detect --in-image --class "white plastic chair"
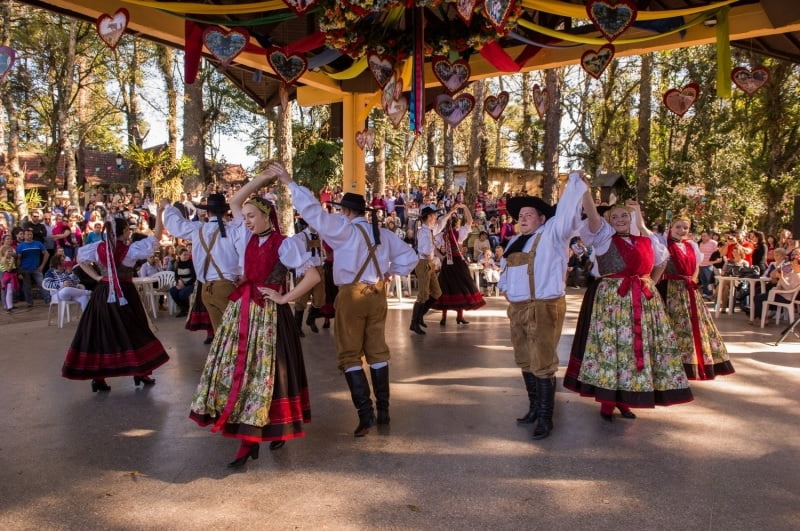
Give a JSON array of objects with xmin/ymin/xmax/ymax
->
[
  {"xmin": 44, "ymin": 286, "xmax": 82, "ymax": 328},
  {"xmin": 150, "ymin": 270, "xmax": 176, "ymax": 316},
  {"xmin": 760, "ymin": 284, "xmax": 800, "ymax": 328}
]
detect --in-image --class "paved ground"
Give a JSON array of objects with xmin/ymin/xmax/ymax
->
[{"xmin": 1, "ymin": 292, "xmax": 799, "ymax": 530}]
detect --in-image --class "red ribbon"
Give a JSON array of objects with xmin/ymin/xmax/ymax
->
[
  {"xmin": 185, "ymin": 20, "xmax": 204, "ymax": 84},
  {"xmin": 480, "ymin": 40, "xmax": 521, "ymax": 72}
]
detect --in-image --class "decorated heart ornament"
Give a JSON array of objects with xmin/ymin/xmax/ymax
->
[
  {"xmin": 432, "ymin": 56, "xmax": 471, "ymax": 94},
  {"xmin": 532, "ymin": 84, "xmax": 548, "ymax": 119},
  {"xmin": 267, "ymin": 47, "xmax": 308, "ymax": 86},
  {"xmin": 356, "ymin": 129, "xmax": 377, "ymax": 151},
  {"xmin": 0, "ymin": 46, "xmax": 16, "ymax": 83},
  {"xmin": 663, "ymin": 83, "xmax": 699, "ymax": 117},
  {"xmin": 435, "ymin": 93, "xmax": 476, "ymax": 127},
  {"xmin": 731, "ymin": 66, "xmax": 769, "ymax": 95},
  {"xmin": 203, "ymin": 27, "xmax": 249, "ymax": 67},
  {"xmin": 282, "ymin": 0, "xmax": 318, "ymax": 16},
  {"xmin": 96, "ymin": 8, "xmax": 129, "ymax": 50},
  {"xmin": 368, "ymin": 52, "xmax": 395, "ymax": 89},
  {"xmin": 484, "ymin": 91, "xmax": 509, "ymax": 121},
  {"xmin": 586, "ymin": 0, "xmax": 637, "ymax": 42},
  {"xmin": 456, "ymin": 0, "xmax": 478, "ymax": 25},
  {"xmin": 386, "ymin": 96, "xmax": 408, "ymax": 128},
  {"xmin": 581, "ymin": 44, "xmax": 615, "ymax": 79},
  {"xmin": 381, "ymin": 71, "xmax": 403, "ymax": 111},
  {"xmin": 483, "ymin": 0, "xmax": 515, "ymax": 32}
]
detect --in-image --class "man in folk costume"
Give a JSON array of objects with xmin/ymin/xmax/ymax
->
[
  {"xmin": 410, "ymin": 206, "xmax": 445, "ymax": 335},
  {"xmin": 292, "ymin": 217, "xmax": 326, "ymax": 336},
  {"xmin": 271, "ymin": 163, "xmax": 418, "ymax": 437},
  {"xmin": 162, "ymin": 193, "xmax": 244, "ymax": 332},
  {"xmin": 498, "ymin": 172, "xmax": 587, "ymax": 440}
]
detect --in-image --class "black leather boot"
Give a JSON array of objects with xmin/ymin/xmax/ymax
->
[
  {"xmin": 306, "ymin": 306, "xmax": 319, "ymax": 333},
  {"xmin": 370, "ymin": 365, "xmax": 390, "ymax": 424},
  {"xmin": 419, "ymin": 298, "xmax": 436, "ymax": 328},
  {"xmin": 516, "ymin": 371, "xmax": 538, "ymax": 424},
  {"xmin": 532, "ymin": 376, "xmax": 556, "ymax": 440},
  {"xmin": 409, "ymin": 302, "xmax": 426, "ymax": 335},
  {"xmin": 344, "ymin": 369, "xmax": 375, "ymax": 437},
  {"xmin": 294, "ymin": 309, "xmax": 305, "ymax": 338}
]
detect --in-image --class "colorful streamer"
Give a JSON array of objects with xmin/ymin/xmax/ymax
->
[
  {"xmin": 410, "ymin": 7, "xmax": 425, "ymax": 133},
  {"xmin": 122, "ymin": 0, "xmax": 286, "ymax": 14},
  {"xmin": 521, "ymin": 0, "xmax": 737, "ymax": 21}
]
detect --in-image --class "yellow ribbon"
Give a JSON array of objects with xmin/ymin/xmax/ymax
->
[
  {"xmin": 122, "ymin": 0, "xmax": 286, "ymax": 13},
  {"xmin": 521, "ymin": 0, "xmax": 737, "ymax": 21},
  {"xmin": 326, "ymin": 57, "xmax": 368, "ymax": 80}
]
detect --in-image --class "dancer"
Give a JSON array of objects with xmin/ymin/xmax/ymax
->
[
  {"xmin": 292, "ymin": 219, "xmax": 326, "ymax": 336},
  {"xmin": 62, "ymin": 210, "xmax": 169, "ymax": 392},
  {"xmin": 189, "ymin": 175, "xmax": 319, "ymax": 468},
  {"xmin": 319, "ymin": 239, "xmax": 337, "ymax": 329},
  {"xmin": 563, "ymin": 198, "xmax": 693, "ymax": 421},
  {"xmin": 273, "ymin": 163, "xmax": 417, "ymax": 437},
  {"xmin": 498, "ymin": 172, "xmax": 587, "ymax": 440},
  {"xmin": 434, "ymin": 206, "xmax": 484, "ymax": 325},
  {"xmin": 657, "ymin": 217, "xmax": 734, "ymax": 380},
  {"xmin": 410, "ymin": 206, "xmax": 444, "ymax": 335}
]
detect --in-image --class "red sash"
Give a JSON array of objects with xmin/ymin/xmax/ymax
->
[{"xmin": 665, "ymin": 239, "xmax": 706, "ymax": 378}]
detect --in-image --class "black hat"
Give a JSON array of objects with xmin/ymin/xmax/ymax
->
[
  {"xmin": 333, "ymin": 192, "xmax": 369, "ymax": 213},
  {"xmin": 420, "ymin": 206, "xmax": 438, "ymax": 220},
  {"xmin": 507, "ymin": 196, "xmax": 554, "ymax": 221},
  {"xmin": 196, "ymin": 193, "xmax": 230, "ymax": 213}
]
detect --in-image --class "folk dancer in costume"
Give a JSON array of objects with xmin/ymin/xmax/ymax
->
[
  {"xmin": 62, "ymin": 210, "xmax": 169, "ymax": 393},
  {"xmin": 433, "ymin": 205, "xmax": 485, "ymax": 326},
  {"xmin": 188, "ymin": 174, "xmax": 320, "ymax": 468},
  {"xmin": 497, "ymin": 172, "xmax": 587, "ymax": 440},
  {"xmin": 657, "ymin": 216, "xmax": 734, "ymax": 380},
  {"xmin": 292, "ymin": 218, "xmax": 326, "ymax": 336},
  {"xmin": 320, "ymin": 239, "xmax": 337, "ymax": 329},
  {"xmin": 563, "ymin": 198, "xmax": 693, "ymax": 421},
  {"xmin": 163, "ymin": 194, "xmax": 244, "ymax": 339},
  {"xmin": 272, "ymin": 163, "xmax": 418, "ymax": 437},
  {"xmin": 410, "ymin": 206, "xmax": 446, "ymax": 335}
]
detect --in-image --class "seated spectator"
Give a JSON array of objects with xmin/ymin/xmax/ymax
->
[
  {"xmin": 753, "ymin": 248, "xmax": 800, "ymax": 321},
  {"xmin": 473, "ymin": 231, "xmax": 491, "ymax": 262},
  {"xmin": 567, "ymin": 237, "xmax": 593, "ymax": 288},
  {"xmin": 43, "ymin": 254, "xmax": 91, "ymax": 311},
  {"xmin": 139, "ymin": 254, "xmax": 163, "ymax": 278},
  {"xmin": 170, "ymin": 247, "xmax": 196, "ymax": 317}
]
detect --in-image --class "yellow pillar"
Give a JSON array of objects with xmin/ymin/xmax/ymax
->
[{"xmin": 341, "ymin": 93, "xmax": 372, "ymax": 195}]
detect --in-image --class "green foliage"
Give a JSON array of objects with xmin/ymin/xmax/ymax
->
[
  {"xmin": 125, "ymin": 145, "xmax": 196, "ymax": 202},
  {"xmin": 292, "ymin": 139, "xmax": 342, "ymax": 192}
]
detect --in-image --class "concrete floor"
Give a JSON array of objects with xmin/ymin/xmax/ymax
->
[{"xmin": 1, "ymin": 292, "xmax": 799, "ymax": 530}]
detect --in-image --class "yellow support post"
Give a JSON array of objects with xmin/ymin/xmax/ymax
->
[{"xmin": 341, "ymin": 93, "xmax": 372, "ymax": 195}]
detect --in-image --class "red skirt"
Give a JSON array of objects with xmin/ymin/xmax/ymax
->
[{"xmin": 433, "ymin": 257, "xmax": 485, "ymax": 310}]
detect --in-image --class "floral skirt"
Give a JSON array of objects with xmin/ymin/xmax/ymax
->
[
  {"xmin": 562, "ymin": 277, "xmax": 692, "ymax": 407},
  {"xmin": 185, "ymin": 282, "xmax": 212, "ymax": 332},
  {"xmin": 189, "ymin": 299, "xmax": 310, "ymax": 442},
  {"xmin": 433, "ymin": 258, "xmax": 485, "ymax": 311},
  {"xmin": 662, "ymin": 279, "xmax": 734, "ymax": 380}
]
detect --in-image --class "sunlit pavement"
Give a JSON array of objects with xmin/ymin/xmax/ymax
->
[{"xmin": 1, "ymin": 291, "xmax": 798, "ymax": 530}]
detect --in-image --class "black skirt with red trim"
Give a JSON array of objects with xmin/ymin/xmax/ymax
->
[
  {"xmin": 320, "ymin": 261, "xmax": 337, "ymax": 318},
  {"xmin": 563, "ymin": 279, "xmax": 600, "ymax": 393},
  {"xmin": 185, "ymin": 282, "xmax": 212, "ymax": 332},
  {"xmin": 62, "ymin": 282, "xmax": 169, "ymax": 379},
  {"xmin": 432, "ymin": 257, "xmax": 485, "ymax": 310}
]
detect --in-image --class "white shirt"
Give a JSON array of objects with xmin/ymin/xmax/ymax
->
[
  {"xmin": 227, "ymin": 221, "xmax": 313, "ymax": 274},
  {"xmin": 290, "ymin": 182, "xmax": 418, "ymax": 285},
  {"xmin": 416, "ymin": 217, "xmax": 447, "ymax": 259},
  {"xmin": 498, "ymin": 174, "xmax": 586, "ymax": 302},
  {"xmin": 580, "ymin": 219, "xmax": 669, "ymax": 267},
  {"xmin": 78, "ymin": 236, "xmax": 159, "ymax": 267}
]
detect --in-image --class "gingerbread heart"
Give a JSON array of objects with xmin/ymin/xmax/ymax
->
[
  {"xmin": 267, "ymin": 48, "xmax": 307, "ymax": 86},
  {"xmin": 435, "ymin": 93, "xmax": 476, "ymax": 127},
  {"xmin": 586, "ymin": 0, "xmax": 637, "ymax": 42},
  {"xmin": 483, "ymin": 0, "xmax": 515, "ymax": 32},
  {"xmin": 382, "ymin": 72, "xmax": 403, "ymax": 111},
  {"xmin": 356, "ymin": 129, "xmax": 377, "ymax": 150},
  {"xmin": 386, "ymin": 96, "xmax": 408, "ymax": 128},
  {"xmin": 484, "ymin": 91, "xmax": 509, "ymax": 121},
  {"xmin": 203, "ymin": 27, "xmax": 249, "ymax": 67},
  {"xmin": 532, "ymin": 84, "xmax": 548, "ymax": 119},
  {"xmin": 663, "ymin": 83, "xmax": 699, "ymax": 117},
  {"xmin": 456, "ymin": 0, "xmax": 478, "ymax": 25},
  {"xmin": 282, "ymin": 0, "xmax": 318, "ymax": 16},
  {"xmin": 0, "ymin": 46, "xmax": 16, "ymax": 83},
  {"xmin": 368, "ymin": 52, "xmax": 395, "ymax": 89},
  {"xmin": 96, "ymin": 8, "xmax": 129, "ymax": 50},
  {"xmin": 731, "ymin": 66, "xmax": 769, "ymax": 95},
  {"xmin": 581, "ymin": 44, "xmax": 615, "ymax": 79},
  {"xmin": 432, "ymin": 56, "xmax": 471, "ymax": 94}
]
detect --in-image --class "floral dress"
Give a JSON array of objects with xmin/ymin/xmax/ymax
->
[
  {"xmin": 563, "ymin": 221, "xmax": 692, "ymax": 408},
  {"xmin": 658, "ymin": 239, "xmax": 734, "ymax": 380}
]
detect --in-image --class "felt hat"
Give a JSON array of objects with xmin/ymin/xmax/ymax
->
[
  {"xmin": 333, "ymin": 192, "xmax": 369, "ymax": 213},
  {"xmin": 507, "ymin": 196, "xmax": 554, "ymax": 221},
  {"xmin": 195, "ymin": 193, "xmax": 230, "ymax": 214}
]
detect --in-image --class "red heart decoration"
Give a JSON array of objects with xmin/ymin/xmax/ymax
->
[
  {"xmin": 96, "ymin": 8, "xmax": 129, "ymax": 50},
  {"xmin": 663, "ymin": 83, "xmax": 699, "ymax": 117},
  {"xmin": 203, "ymin": 27, "xmax": 249, "ymax": 67},
  {"xmin": 0, "ymin": 46, "xmax": 16, "ymax": 83},
  {"xmin": 484, "ymin": 91, "xmax": 509, "ymax": 121},
  {"xmin": 532, "ymin": 84, "xmax": 548, "ymax": 119},
  {"xmin": 456, "ymin": 0, "xmax": 478, "ymax": 25},
  {"xmin": 266, "ymin": 48, "xmax": 307, "ymax": 86},
  {"xmin": 432, "ymin": 56, "xmax": 471, "ymax": 95},
  {"xmin": 368, "ymin": 52, "xmax": 395, "ymax": 89},
  {"xmin": 281, "ymin": 0, "xmax": 318, "ymax": 16},
  {"xmin": 586, "ymin": 0, "xmax": 637, "ymax": 43},
  {"xmin": 356, "ymin": 129, "xmax": 376, "ymax": 151},
  {"xmin": 483, "ymin": 0, "xmax": 515, "ymax": 32},
  {"xmin": 386, "ymin": 96, "xmax": 408, "ymax": 128},
  {"xmin": 381, "ymin": 71, "xmax": 403, "ymax": 111},
  {"xmin": 435, "ymin": 93, "xmax": 476, "ymax": 127},
  {"xmin": 581, "ymin": 44, "xmax": 615, "ymax": 79},
  {"xmin": 731, "ymin": 66, "xmax": 770, "ymax": 95}
]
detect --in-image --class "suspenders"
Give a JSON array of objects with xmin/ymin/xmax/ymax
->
[
  {"xmin": 198, "ymin": 227, "xmax": 226, "ymax": 281},
  {"xmin": 353, "ymin": 224, "xmax": 383, "ymax": 284}
]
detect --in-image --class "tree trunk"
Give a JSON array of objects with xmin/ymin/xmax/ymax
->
[
  {"xmin": 276, "ymin": 99, "xmax": 294, "ymax": 236},
  {"xmin": 467, "ymin": 80, "xmax": 485, "ymax": 203},
  {"xmin": 636, "ymin": 54, "xmax": 653, "ymax": 203},
  {"xmin": 157, "ymin": 45, "xmax": 178, "ymax": 160},
  {"xmin": 374, "ymin": 118, "xmax": 386, "ymax": 197},
  {"xmin": 541, "ymin": 68, "xmax": 562, "ymax": 204},
  {"xmin": 426, "ymin": 120, "xmax": 437, "ymax": 188},
  {"xmin": 3, "ymin": 90, "xmax": 26, "ymax": 219},
  {"xmin": 520, "ymin": 72, "xmax": 535, "ymax": 169},
  {"xmin": 58, "ymin": 20, "xmax": 78, "ymax": 205},
  {"xmin": 443, "ymin": 123, "xmax": 454, "ymax": 193},
  {"xmin": 183, "ymin": 75, "xmax": 206, "ymax": 187}
]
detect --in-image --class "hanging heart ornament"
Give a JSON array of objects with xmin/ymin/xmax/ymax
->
[
  {"xmin": 731, "ymin": 66, "xmax": 769, "ymax": 95},
  {"xmin": 532, "ymin": 84, "xmax": 548, "ymax": 119},
  {"xmin": 581, "ymin": 44, "xmax": 615, "ymax": 79},
  {"xmin": 456, "ymin": 0, "xmax": 478, "ymax": 25},
  {"xmin": 435, "ymin": 93, "xmax": 476, "ymax": 127},
  {"xmin": 267, "ymin": 47, "xmax": 308, "ymax": 86},
  {"xmin": 282, "ymin": 0, "xmax": 318, "ymax": 16},
  {"xmin": 586, "ymin": 0, "xmax": 637, "ymax": 42},
  {"xmin": 484, "ymin": 91, "xmax": 509, "ymax": 121},
  {"xmin": 483, "ymin": 0, "xmax": 516, "ymax": 32},
  {"xmin": 95, "ymin": 8, "xmax": 129, "ymax": 50},
  {"xmin": 356, "ymin": 129, "xmax": 376, "ymax": 151},
  {"xmin": 203, "ymin": 27, "xmax": 249, "ymax": 67},
  {"xmin": 386, "ymin": 96, "xmax": 408, "ymax": 128},
  {"xmin": 368, "ymin": 52, "xmax": 395, "ymax": 89},
  {"xmin": 0, "ymin": 46, "xmax": 16, "ymax": 83},
  {"xmin": 381, "ymin": 71, "xmax": 403, "ymax": 111},
  {"xmin": 432, "ymin": 56, "xmax": 471, "ymax": 94},
  {"xmin": 663, "ymin": 83, "xmax": 699, "ymax": 117}
]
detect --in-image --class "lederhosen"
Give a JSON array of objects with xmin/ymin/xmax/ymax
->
[{"xmin": 415, "ymin": 225, "xmax": 442, "ymax": 303}]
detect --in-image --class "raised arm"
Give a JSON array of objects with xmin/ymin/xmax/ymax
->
[
  {"xmin": 626, "ymin": 200, "xmax": 653, "ymax": 237},
  {"xmin": 582, "ymin": 187, "xmax": 603, "ymax": 234},
  {"xmin": 230, "ymin": 170, "xmax": 271, "ymax": 218}
]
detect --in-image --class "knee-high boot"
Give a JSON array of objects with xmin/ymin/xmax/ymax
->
[
  {"xmin": 370, "ymin": 365, "xmax": 390, "ymax": 424},
  {"xmin": 306, "ymin": 306, "xmax": 319, "ymax": 333},
  {"xmin": 419, "ymin": 298, "xmax": 436, "ymax": 328},
  {"xmin": 294, "ymin": 309, "xmax": 305, "ymax": 338},
  {"xmin": 516, "ymin": 371, "xmax": 538, "ymax": 424},
  {"xmin": 409, "ymin": 302, "xmax": 426, "ymax": 335},
  {"xmin": 344, "ymin": 369, "xmax": 375, "ymax": 437},
  {"xmin": 532, "ymin": 375, "xmax": 556, "ymax": 440}
]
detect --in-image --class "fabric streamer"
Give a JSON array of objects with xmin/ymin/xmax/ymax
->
[
  {"xmin": 184, "ymin": 20, "xmax": 204, "ymax": 84},
  {"xmin": 122, "ymin": 0, "xmax": 287, "ymax": 14},
  {"xmin": 308, "ymin": 49, "xmax": 342, "ymax": 70},
  {"xmin": 410, "ymin": 6, "xmax": 425, "ymax": 134},
  {"xmin": 716, "ymin": 6, "xmax": 732, "ymax": 99},
  {"xmin": 480, "ymin": 41, "xmax": 521, "ymax": 72},
  {"xmin": 520, "ymin": 0, "xmax": 736, "ymax": 21}
]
